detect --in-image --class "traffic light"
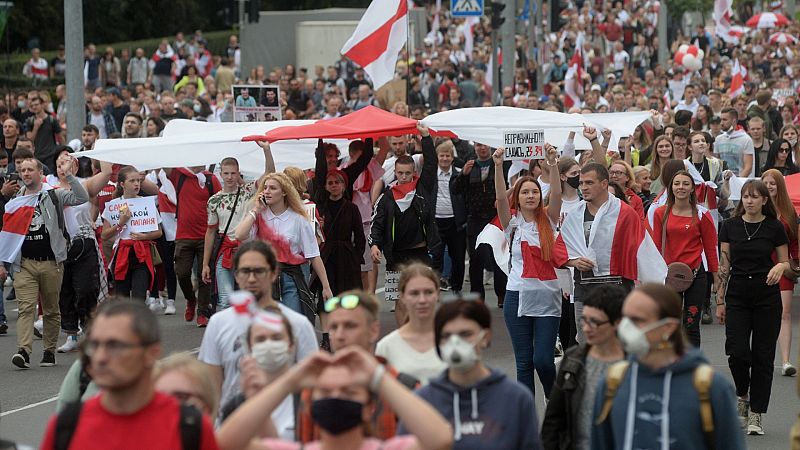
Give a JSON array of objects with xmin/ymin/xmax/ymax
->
[{"xmin": 490, "ymin": 1, "xmax": 506, "ymax": 29}]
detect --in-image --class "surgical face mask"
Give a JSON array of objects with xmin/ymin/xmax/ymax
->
[
  {"xmin": 566, "ymin": 175, "xmax": 580, "ymax": 189},
  {"xmin": 440, "ymin": 331, "xmax": 483, "ymax": 371},
  {"xmin": 617, "ymin": 317, "xmax": 676, "ymax": 358},
  {"xmin": 311, "ymin": 398, "xmax": 363, "ymax": 435},
  {"xmin": 788, "ymin": 138, "xmax": 797, "ymax": 147},
  {"xmin": 251, "ymin": 339, "xmax": 291, "ymax": 373},
  {"xmin": 193, "ymin": 104, "xmax": 201, "ymax": 113},
  {"xmin": 17, "ymin": 100, "xmax": 25, "ymax": 109}
]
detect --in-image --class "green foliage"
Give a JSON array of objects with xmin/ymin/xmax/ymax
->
[{"xmin": 666, "ymin": 0, "xmax": 715, "ymax": 20}]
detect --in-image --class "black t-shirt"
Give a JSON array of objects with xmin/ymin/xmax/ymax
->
[
  {"xmin": 719, "ymin": 216, "xmax": 788, "ymax": 276},
  {"xmin": 574, "ymin": 208, "xmax": 596, "ymax": 283},
  {"xmin": 24, "ymin": 115, "xmax": 62, "ymax": 172},
  {"xmin": 21, "ymin": 200, "xmax": 54, "ymax": 260}
]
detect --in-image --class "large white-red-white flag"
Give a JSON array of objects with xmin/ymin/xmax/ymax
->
[
  {"xmin": 564, "ymin": 34, "xmax": 585, "ymax": 109},
  {"xmin": 341, "ymin": 0, "xmax": 409, "ymax": 90},
  {"xmin": 729, "ymin": 58, "xmax": 745, "ymax": 98},
  {"xmin": 714, "ymin": 0, "xmax": 739, "ymax": 43},
  {"xmin": 557, "ymin": 195, "xmax": 667, "ymax": 283},
  {"xmin": 0, "ymin": 194, "xmax": 40, "ymax": 263}
]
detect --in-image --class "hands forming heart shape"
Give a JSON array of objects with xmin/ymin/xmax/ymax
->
[{"xmin": 285, "ymin": 345, "xmax": 381, "ymax": 392}]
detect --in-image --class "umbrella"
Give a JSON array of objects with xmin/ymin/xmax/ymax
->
[
  {"xmin": 769, "ymin": 32, "xmax": 798, "ymax": 44},
  {"xmin": 785, "ymin": 173, "xmax": 800, "ymax": 214},
  {"xmin": 746, "ymin": 12, "xmax": 790, "ymax": 28}
]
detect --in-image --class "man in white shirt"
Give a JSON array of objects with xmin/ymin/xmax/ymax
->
[
  {"xmin": 715, "ymin": 107, "xmax": 755, "ymax": 177},
  {"xmin": 198, "ymin": 240, "xmax": 317, "ymax": 411},
  {"xmin": 612, "ymin": 42, "xmax": 630, "ymax": 73},
  {"xmin": 429, "ymin": 140, "xmax": 466, "ymax": 294},
  {"xmin": 380, "ymin": 135, "xmax": 422, "ymax": 185},
  {"xmin": 675, "ymin": 83, "xmax": 700, "ymax": 115}
]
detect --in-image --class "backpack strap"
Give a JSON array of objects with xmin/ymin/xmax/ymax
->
[
  {"xmin": 47, "ymin": 189, "xmax": 70, "ymax": 244},
  {"xmin": 54, "ymin": 401, "xmax": 83, "ymax": 450},
  {"xmin": 595, "ymin": 360, "xmax": 630, "ymax": 425},
  {"xmin": 175, "ymin": 172, "xmax": 216, "ymax": 220},
  {"xmin": 693, "ymin": 363, "xmax": 715, "ymax": 450},
  {"xmin": 179, "ymin": 403, "xmax": 203, "ymax": 450}
]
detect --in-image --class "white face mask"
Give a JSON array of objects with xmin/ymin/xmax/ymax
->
[
  {"xmin": 617, "ymin": 317, "xmax": 676, "ymax": 358},
  {"xmin": 440, "ymin": 331, "xmax": 484, "ymax": 371},
  {"xmin": 251, "ymin": 340, "xmax": 291, "ymax": 373},
  {"xmin": 789, "ymin": 138, "xmax": 798, "ymax": 147}
]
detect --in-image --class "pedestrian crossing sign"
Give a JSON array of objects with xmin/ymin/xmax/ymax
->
[{"xmin": 451, "ymin": 0, "xmax": 483, "ymax": 16}]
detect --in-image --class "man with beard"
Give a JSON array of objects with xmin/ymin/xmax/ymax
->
[{"xmin": 287, "ymin": 79, "xmax": 314, "ymax": 118}]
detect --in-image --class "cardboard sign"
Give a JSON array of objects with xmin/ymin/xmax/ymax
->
[
  {"xmin": 773, "ymin": 88, "xmax": 795, "ymax": 106},
  {"xmin": 232, "ymin": 85, "xmax": 282, "ymax": 122},
  {"xmin": 384, "ymin": 270, "xmax": 400, "ymax": 302},
  {"xmin": 104, "ymin": 196, "xmax": 160, "ymax": 232},
  {"xmin": 503, "ymin": 130, "xmax": 545, "ymax": 160}
]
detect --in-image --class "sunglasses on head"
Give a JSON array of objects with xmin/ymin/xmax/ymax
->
[{"xmin": 324, "ymin": 294, "xmax": 361, "ymax": 313}]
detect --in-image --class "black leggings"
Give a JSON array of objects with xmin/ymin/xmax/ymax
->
[
  {"xmin": 725, "ymin": 276, "xmax": 782, "ymax": 413},
  {"xmin": 559, "ymin": 295, "xmax": 577, "ymax": 350},
  {"xmin": 156, "ymin": 237, "xmax": 177, "ymax": 300},
  {"xmin": 115, "ymin": 252, "xmax": 151, "ymax": 302},
  {"xmin": 680, "ymin": 270, "xmax": 707, "ymax": 347},
  {"xmin": 59, "ymin": 238, "xmax": 100, "ymax": 333}
]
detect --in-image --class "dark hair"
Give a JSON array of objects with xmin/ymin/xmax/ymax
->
[
  {"xmin": 220, "ymin": 157, "xmax": 240, "ymax": 168},
  {"xmin": 123, "ymin": 112, "xmax": 143, "ymax": 124},
  {"xmin": 608, "ymin": 181, "xmax": 629, "ymax": 203},
  {"xmin": 395, "ymin": 155, "xmax": 415, "ymax": 168},
  {"xmin": 659, "ymin": 159, "xmax": 686, "ymax": 190},
  {"xmin": 580, "ymin": 162, "xmax": 609, "ymax": 181},
  {"xmin": 12, "ymin": 147, "xmax": 34, "ymax": 161},
  {"xmin": 113, "ymin": 165, "xmax": 140, "ymax": 198},
  {"xmin": 764, "ymin": 138, "xmax": 799, "ymax": 174},
  {"xmin": 664, "ymin": 170, "xmax": 698, "ymax": 226},
  {"xmin": 634, "ymin": 283, "xmax": 687, "ymax": 355},
  {"xmin": 82, "ymin": 124, "xmax": 100, "ymax": 134},
  {"xmin": 582, "ymin": 284, "xmax": 625, "ymax": 324},
  {"xmin": 434, "ymin": 299, "xmax": 492, "ymax": 358},
  {"xmin": 147, "ymin": 117, "xmax": 166, "ymax": 136},
  {"xmin": 233, "ymin": 240, "xmax": 278, "ymax": 272},
  {"xmin": 672, "ymin": 126, "xmax": 690, "ymax": 140},
  {"xmin": 674, "ymin": 110, "xmax": 693, "ymax": 127},
  {"xmin": 734, "ymin": 179, "xmax": 778, "ymax": 218},
  {"xmin": 93, "ymin": 300, "xmax": 160, "ymax": 345},
  {"xmin": 721, "ymin": 107, "xmax": 738, "ymax": 120}
]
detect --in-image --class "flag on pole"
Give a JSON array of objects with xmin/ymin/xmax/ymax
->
[
  {"xmin": 564, "ymin": 50, "xmax": 584, "ymax": 109},
  {"xmin": 427, "ymin": 0, "xmax": 441, "ymax": 44},
  {"xmin": 0, "ymin": 194, "xmax": 40, "ymax": 263},
  {"xmin": 463, "ymin": 16, "xmax": 480, "ymax": 59},
  {"xmin": 714, "ymin": 0, "xmax": 739, "ymax": 43},
  {"xmin": 729, "ymin": 58, "xmax": 745, "ymax": 98},
  {"xmin": 341, "ymin": 0, "xmax": 409, "ymax": 91}
]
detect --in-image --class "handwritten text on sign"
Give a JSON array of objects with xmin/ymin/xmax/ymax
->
[
  {"xmin": 105, "ymin": 196, "xmax": 160, "ymax": 232},
  {"xmin": 503, "ymin": 130, "xmax": 545, "ymax": 160},
  {"xmin": 384, "ymin": 270, "xmax": 400, "ymax": 302}
]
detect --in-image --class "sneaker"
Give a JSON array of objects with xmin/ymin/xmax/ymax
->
[
  {"xmin": 196, "ymin": 315, "xmax": 209, "ymax": 328},
  {"xmin": 33, "ymin": 318, "xmax": 43, "ymax": 339},
  {"xmin": 554, "ymin": 339, "xmax": 564, "ymax": 358},
  {"xmin": 39, "ymin": 350, "xmax": 56, "ymax": 367},
  {"xmin": 164, "ymin": 299, "xmax": 176, "ymax": 315},
  {"xmin": 439, "ymin": 277, "xmax": 451, "ymax": 291},
  {"xmin": 5, "ymin": 287, "xmax": 15, "ymax": 300},
  {"xmin": 11, "ymin": 348, "xmax": 30, "ymax": 369},
  {"xmin": 184, "ymin": 299, "xmax": 196, "ymax": 322},
  {"xmin": 147, "ymin": 297, "xmax": 163, "ymax": 313},
  {"xmin": 737, "ymin": 397, "xmax": 750, "ymax": 429},
  {"xmin": 57, "ymin": 335, "xmax": 79, "ymax": 353},
  {"xmin": 747, "ymin": 412, "xmax": 764, "ymax": 435},
  {"xmin": 782, "ymin": 362, "xmax": 797, "ymax": 377},
  {"xmin": 701, "ymin": 308, "xmax": 712, "ymax": 325},
  {"xmin": 0, "ymin": 322, "xmax": 7, "ymax": 334}
]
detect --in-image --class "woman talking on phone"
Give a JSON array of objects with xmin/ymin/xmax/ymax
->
[{"xmin": 235, "ymin": 172, "xmax": 333, "ymax": 321}]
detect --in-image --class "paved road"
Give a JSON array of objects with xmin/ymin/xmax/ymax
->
[{"xmin": 0, "ymin": 277, "xmax": 798, "ymax": 449}]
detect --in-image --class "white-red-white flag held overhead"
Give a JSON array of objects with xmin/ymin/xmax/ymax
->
[
  {"xmin": 714, "ymin": 0, "xmax": 739, "ymax": 43},
  {"xmin": 564, "ymin": 49, "xmax": 584, "ymax": 109},
  {"xmin": 729, "ymin": 58, "xmax": 745, "ymax": 98},
  {"xmin": 341, "ymin": 0, "xmax": 409, "ymax": 90}
]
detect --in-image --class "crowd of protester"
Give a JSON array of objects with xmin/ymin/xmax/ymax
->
[{"xmin": 2, "ymin": 0, "xmax": 800, "ymax": 449}]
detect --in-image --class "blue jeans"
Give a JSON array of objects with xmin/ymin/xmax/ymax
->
[
  {"xmin": 215, "ymin": 257, "xmax": 235, "ymax": 310},
  {"xmin": 503, "ymin": 290, "xmax": 561, "ymax": 398},
  {"xmin": 279, "ymin": 271, "xmax": 301, "ymax": 314}
]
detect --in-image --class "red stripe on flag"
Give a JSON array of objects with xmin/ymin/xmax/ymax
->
[
  {"xmin": 2, "ymin": 205, "xmax": 35, "ymax": 235},
  {"xmin": 343, "ymin": 0, "xmax": 408, "ymax": 68}
]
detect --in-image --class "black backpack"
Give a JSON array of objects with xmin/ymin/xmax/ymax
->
[{"xmin": 53, "ymin": 401, "xmax": 202, "ymax": 450}]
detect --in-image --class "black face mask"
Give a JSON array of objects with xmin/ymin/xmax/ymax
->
[
  {"xmin": 311, "ymin": 398, "xmax": 363, "ymax": 435},
  {"xmin": 566, "ymin": 175, "xmax": 580, "ymax": 189}
]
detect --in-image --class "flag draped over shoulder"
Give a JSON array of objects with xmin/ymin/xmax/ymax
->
[
  {"xmin": 557, "ymin": 195, "xmax": 667, "ymax": 283},
  {"xmin": 341, "ymin": 0, "xmax": 409, "ymax": 90},
  {"xmin": 0, "ymin": 193, "xmax": 41, "ymax": 263}
]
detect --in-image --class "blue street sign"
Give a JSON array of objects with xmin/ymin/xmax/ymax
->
[{"xmin": 451, "ymin": 0, "xmax": 483, "ymax": 17}]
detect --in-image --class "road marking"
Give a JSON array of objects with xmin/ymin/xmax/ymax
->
[{"xmin": 1, "ymin": 347, "xmax": 200, "ymax": 417}]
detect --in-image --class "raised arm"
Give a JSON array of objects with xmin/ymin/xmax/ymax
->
[
  {"xmin": 544, "ymin": 144, "xmax": 562, "ymax": 224},
  {"xmin": 583, "ymin": 126, "xmax": 605, "ymax": 166},
  {"xmin": 343, "ymin": 138, "xmax": 374, "ymax": 192},
  {"xmin": 83, "ymin": 160, "xmax": 113, "ymax": 198},
  {"xmin": 313, "ymin": 138, "xmax": 327, "ymax": 194},
  {"xmin": 375, "ymin": 136, "xmax": 390, "ymax": 165},
  {"xmin": 493, "ymin": 149, "xmax": 512, "ymax": 229},
  {"xmin": 58, "ymin": 157, "xmax": 90, "ymax": 206},
  {"xmin": 417, "ymin": 124, "xmax": 437, "ymax": 194},
  {"xmin": 259, "ymin": 141, "xmax": 275, "ymax": 176}
]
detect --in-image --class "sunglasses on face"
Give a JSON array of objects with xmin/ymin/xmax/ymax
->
[{"xmin": 780, "ymin": 147, "xmax": 791, "ymax": 153}]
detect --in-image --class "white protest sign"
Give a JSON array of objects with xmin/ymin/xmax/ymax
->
[
  {"xmin": 105, "ymin": 196, "xmax": 160, "ymax": 232},
  {"xmin": 773, "ymin": 88, "xmax": 795, "ymax": 106},
  {"xmin": 384, "ymin": 270, "xmax": 400, "ymax": 302},
  {"xmin": 503, "ymin": 129, "xmax": 545, "ymax": 160},
  {"xmin": 727, "ymin": 176, "xmax": 751, "ymax": 201}
]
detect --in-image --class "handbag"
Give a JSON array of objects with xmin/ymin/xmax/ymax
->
[
  {"xmin": 211, "ymin": 187, "xmax": 241, "ymax": 268},
  {"xmin": 661, "ymin": 209, "xmax": 695, "ymax": 293},
  {"xmin": 784, "ymin": 258, "xmax": 800, "ymax": 281},
  {"xmin": 150, "ymin": 242, "xmax": 162, "ymax": 266}
]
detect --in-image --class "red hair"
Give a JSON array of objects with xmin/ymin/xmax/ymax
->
[{"xmin": 510, "ymin": 176, "xmax": 554, "ymax": 261}]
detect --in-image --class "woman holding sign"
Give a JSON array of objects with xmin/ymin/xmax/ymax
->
[
  {"xmin": 494, "ymin": 143, "xmax": 566, "ymax": 399},
  {"xmin": 101, "ymin": 166, "xmax": 163, "ymax": 302}
]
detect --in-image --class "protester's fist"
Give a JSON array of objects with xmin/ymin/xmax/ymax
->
[
  {"xmin": 416, "ymin": 123, "xmax": 430, "ymax": 137},
  {"xmin": 544, "ymin": 144, "xmax": 558, "ymax": 164},
  {"xmin": 601, "ymin": 128, "xmax": 612, "ymax": 140},
  {"xmin": 462, "ymin": 159, "xmax": 476, "ymax": 175},
  {"xmin": 582, "ymin": 126, "xmax": 597, "ymax": 141},
  {"xmin": 492, "ymin": 148, "xmax": 504, "ymax": 166}
]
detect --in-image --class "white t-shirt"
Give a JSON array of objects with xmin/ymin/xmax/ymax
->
[
  {"xmin": 197, "ymin": 302, "xmax": 318, "ymax": 409},
  {"xmin": 381, "ymin": 154, "xmax": 423, "ymax": 185},
  {"xmin": 46, "ymin": 175, "xmax": 94, "ymax": 239},
  {"xmin": 89, "ymin": 112, "xmax": 107, "ymax": 138},
  {"xmin": 715, "ymin": 131, "xmax": 755, "ymax": 177},
  {"xmin": 248, "ymin": 208, "xmax": 321, "ymax": 259},
  {"xmin": 375, "ymin": 329, "xmax": 447, "ymax": 385},
  {"xmin": 612, "ymin": 50, "xmax": 630, "ymax": 71}
]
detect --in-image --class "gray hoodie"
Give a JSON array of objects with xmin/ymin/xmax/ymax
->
[{"xmin": 402, "ymin": 368, "xmax": 542, "ymax": 450}]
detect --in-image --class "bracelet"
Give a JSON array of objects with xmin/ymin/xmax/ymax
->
[
  {"xmin": 589, "ymin": 137, "xmax": 597, "ymax": 142},
  {"xmin": 369, "ymin": 364, "xmax": 386, "ymax": 393},
  {"xmin": 546, "ymin": 160, "xmax": 557, "ymax": 167},
  {"xmin": 716, "ymin": 302, "xmax": 725, "ymax": 306}
]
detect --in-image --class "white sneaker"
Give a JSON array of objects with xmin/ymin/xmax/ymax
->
[
  {"xmin": 33, "ymin": 318, "xmax": 43, "ymax": 339},
  {"xmin": 4, "ymin": 277, "xmax": 11, "ymax": 287},
  {"xmin": 737, "ymin": 397, "xmax": 749, "ymax": 429},
  {"xmin": 164, "ymin": 299, "xmax": 176, "ymax": 315},
  {"xmin": 782, "ymin": 362, "xmax": 797, "ymax": 377},
  {"xmin": 147, "ymin": 297, "xmax": 162, "ymax": 313},
  {"xmin": 747, "ymin": 412, "xmax": 764, "ymax": 435},
  {"xmin": 57, "ymin": 336, "xmax": 79, "ymax": 353}
]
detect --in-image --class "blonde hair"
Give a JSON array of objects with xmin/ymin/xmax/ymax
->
[
  {"xmin": 399, "ymin": 263, "xmax": 440, "ymax": 295},
  {"xmin": 254, "ymin": 172, "xmax": 308, "ymax": 219},
  {"xmin": 282, "ymin": 166, "xmax": 307, "ymax": 195},
  {"xmin": 610, "ymin": 160, "xmax": 635, "ymax": 189},
  {"xmin": 153, "ymin": 352, "xmax": 220, "ymax": 416},
  {"xmin": 435, "ymin": 139, "xmax": 455, "ymax": 156}
]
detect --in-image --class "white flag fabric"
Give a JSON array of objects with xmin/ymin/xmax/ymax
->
[{"xmin": 341, "ymin": 0, "xmax": 409, "ymax": 90}]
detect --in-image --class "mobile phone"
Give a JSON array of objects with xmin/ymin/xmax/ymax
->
[
  {"xmin": 259, "ymin": 195, "xmax": 267, "ymax": 206},
  {"xmin": 6, "ymin": 173, "xmax": 20, "ymax": 182}
]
